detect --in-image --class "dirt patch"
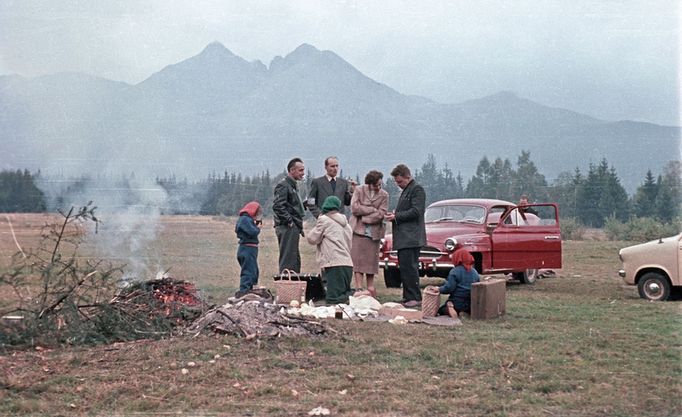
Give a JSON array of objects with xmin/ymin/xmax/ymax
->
[{"xmin": 581, "ymin": 228, "xmax": 608, "ymax": 241}]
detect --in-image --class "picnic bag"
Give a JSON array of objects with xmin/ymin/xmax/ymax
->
[
  {"xmin": 273, "ymin": 269, "xmax": 307, "ymax": 304},
  {"xmin": 421, "ymin": 288, "xmax": 440, "ymax": 318}
]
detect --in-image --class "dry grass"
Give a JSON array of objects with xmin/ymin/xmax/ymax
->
[{"xmin": 1, "ymin": 214, "xmax": 681, "ymax": 416}]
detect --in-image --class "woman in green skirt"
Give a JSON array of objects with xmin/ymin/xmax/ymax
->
[{"xmin": 306, "ymin": 196, "xmax": 354, "ymax": 304}]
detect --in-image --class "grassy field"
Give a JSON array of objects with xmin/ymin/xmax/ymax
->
[{"xmin": 1, "ymin": 214, "xmax": 681, "ymax": 416}]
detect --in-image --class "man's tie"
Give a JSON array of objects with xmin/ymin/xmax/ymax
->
[{"xmin": 330, "ymin": 178, "xmax": 336, "ymax": 193}]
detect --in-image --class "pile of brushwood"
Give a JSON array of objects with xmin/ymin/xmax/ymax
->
[
  {"xmin": 112, "ymin": 276, "xmax": 207, "ymax": 326},
  {"xmin": 188, "ymin": 292, "xmax": 331, "ymax": 339},
  {"xmin": 0, "ymin": 204, "xmax": 205, "ymax": 348}
]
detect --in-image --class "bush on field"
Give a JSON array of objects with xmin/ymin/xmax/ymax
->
[
  {"xmin": 560, "ymin": 217, "xmax": 585, "ymax": 240},
  {"xmin": 0, "ymin": 204, "xmax": 187, "ymax": 348},
  {"xmin": 604, "ymin": 216, "xmax": 680, "ymax": 241}
]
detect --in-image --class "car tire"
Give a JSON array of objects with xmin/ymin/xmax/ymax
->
[
  {"xmin": 637, "ymin": 272, "xmax": 671, "ymax": 301},
  {"xmin": 384, "ymin": 268, "xmax": 402, "ymax": 288},
  {"xmin": 513, "ymin": 269, "xmax": 538, "ymax": 284}
]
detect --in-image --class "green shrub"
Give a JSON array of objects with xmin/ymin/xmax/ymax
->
[
  {"xmin": 560, "ymin": 217, "xmax": 585, "ymax": 240},
  {"xmin": 0, "ymin": 204, "xmax": 193, "ymax": 348},
  {"xmin": 604, "ymin": 216, "xmax": 679, "ymax": 241}
]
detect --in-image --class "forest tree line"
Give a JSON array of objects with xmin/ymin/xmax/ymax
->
[{"xmin": 1, "ymin": 151, "xmax": 680, "ymax": 229}]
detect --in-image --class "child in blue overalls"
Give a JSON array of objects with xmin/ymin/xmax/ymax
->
[{"xmin": 235, "ymin": 201, "xmax": 263, "ymax": 297}]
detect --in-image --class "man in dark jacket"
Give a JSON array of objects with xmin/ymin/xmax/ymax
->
[
  {"xmin": 385, "ymin": 164, "xmax": 426, "ymax": 307},
  {"xmin": 307, "ymin": 156, "xmax": 355, "ymax": 218},
  {"xmin": 273, "ymin": 157, "xmax": 306, "ymax": 273}
]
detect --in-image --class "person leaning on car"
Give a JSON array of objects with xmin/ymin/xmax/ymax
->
[
  {"xmin": 273, "ymin": 157, "xmax": 306, "ymax": 273},
  {"xmin": 385, "ymin": 164, "xmax": 426, "ymax": 307},
  {"xmin": 518, "ymin": 194, "xmax": 538, "ymax": 216}
]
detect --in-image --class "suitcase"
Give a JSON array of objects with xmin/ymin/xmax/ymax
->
[
  {"xmin": 470, "ymin": 278, "xmax": 506, "ymax": 319},
  {"xmin": 273, "ymin": 272, "xmax": 326, "ymax": 302}
]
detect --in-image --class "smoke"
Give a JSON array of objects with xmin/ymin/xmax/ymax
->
[
  {"xmin": 97, "ymin": 180, "xmax": 168, "ymax": 282},
  {"xmin": 38, "ymin": 174, "xmax": 169, "ymax": 282}
]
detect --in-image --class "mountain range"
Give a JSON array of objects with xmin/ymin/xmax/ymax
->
[{"xmin": 1, "ymin": 42, "xmax": 679, "ymax": 192}]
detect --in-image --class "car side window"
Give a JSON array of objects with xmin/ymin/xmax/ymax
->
[
  {"xmin": 531, "ymin": 205, "xmax": 558, "ymax": 225},
  {"xmin": 504, "ymin": 209, "xmax": 518, "ymax": 225},
  {"xmin": 505, "ymin": 205, "xmax": 558, "ymax": 227},
  {"xmin": 487, "ymin": 206, "xmax": 507, "ymax": 226}
]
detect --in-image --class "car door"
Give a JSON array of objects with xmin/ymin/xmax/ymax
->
[
  {"xmin": 670, "ymin": 233, "xmax": 682, "ymax": 285},
  {"xmin": 490, "ymin": 203, "xmax": 562, "ymax": 270}
]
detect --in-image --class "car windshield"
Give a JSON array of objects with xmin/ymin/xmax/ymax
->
[{"xmin": 424, "ymin": 204, "xmax": 486, "ymax": 224}]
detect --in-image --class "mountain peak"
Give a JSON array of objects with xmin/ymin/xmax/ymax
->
[
  {"xmin": 284, "ymin": 43, "xmax": 329, "ymax": 64},
  {"xmin": 292, "ymin": 43, "xmax": 319, "ymax": 54},
  {"xmin": 270, "ymin": 43, "xmax": 354, "ymax": 75},
  {"xmin": 199, "ymin": 41, "xmax": 236, "ymax": 58}
]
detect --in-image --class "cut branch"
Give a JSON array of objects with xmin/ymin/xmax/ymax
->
[
  {"xmin": 38, "ymin": 270, "xmax": 97, "ymax": 318},
  {"xmin": 4, "ymin": 214, "xmax": 26, "ymax": 258}
]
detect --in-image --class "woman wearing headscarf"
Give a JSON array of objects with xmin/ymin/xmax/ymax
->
[
  {"xmin": 306, "ymin": 196, "xmax": 354, "ymax": 304},
  {"xmin": 349, "ymin": 170, "xmax": 389, "ymax": 297},
  {"xmin": 432, "ymin": 248, "xmax": 480, "ymax": 318}
]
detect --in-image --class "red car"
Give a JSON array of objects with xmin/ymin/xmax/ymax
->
[{"xmin": 380, "ymin": 198, "xmax": 562, "ymax": 286}]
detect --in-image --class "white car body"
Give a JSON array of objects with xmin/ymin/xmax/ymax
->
[{"xmin": 618, "ymin": 233, "xmax": 682, "ymax": 300}]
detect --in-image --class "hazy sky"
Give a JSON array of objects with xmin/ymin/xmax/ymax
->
[{"xmin": 1, "ymin": 0, "xmax": 679, "ymax": 125}]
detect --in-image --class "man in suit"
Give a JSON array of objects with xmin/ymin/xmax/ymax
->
[
  {"xmin": 273, "ymin": 157, "xmax": 306, "ymax": 273},
  {"xmin": 307, "ymin": 156, "xmax": 355, "ymax": 218},
  {"xmin": 385, "ymin": 164, "xmax": 426, "ymax": 307}
]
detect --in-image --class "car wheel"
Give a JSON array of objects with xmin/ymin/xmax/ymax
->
[
  {"xmin": 637, "ymin": 272, "xmax": 671, "ymax": 301},
  {"xmin": 384, "ymin": 268, "xmax": 402, "ymax": 288},
  {"xmin": 513, "ymin": 269, "xmax": 538, "ymax": 284}
]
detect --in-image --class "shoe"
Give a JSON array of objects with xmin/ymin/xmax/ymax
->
[
  {"xmin": 248, "ymin": 288, "xmax": 273, "ymax": 300},
  {"xmin": 402, "ymin": 300, "xmax": 421, "ymax": 308}
]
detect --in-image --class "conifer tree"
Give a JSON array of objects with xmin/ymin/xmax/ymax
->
[{"xmin": 632, "ymin": 170, "xmax": 658, "ymax": 218}]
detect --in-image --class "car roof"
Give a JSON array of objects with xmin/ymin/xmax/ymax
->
[{"xmin": 427, "ymin": 198, "xmax": 515, "ymax": 208}]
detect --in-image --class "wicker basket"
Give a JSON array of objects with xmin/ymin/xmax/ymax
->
[
  {"xmin": 421, "ymin": 288, "xmax": 440, "ymax": 318},
  {"xmin": 274, "ymin": 269, "xmax": 307, "ymax": 305}
]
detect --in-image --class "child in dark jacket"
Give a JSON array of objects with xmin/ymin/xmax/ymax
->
[
  {"xmin": 436, "ymin": 248, "xmax": 480, "ymax": 318},
  {"xmin": 235, "ymin": 201, "xmax": 263, "ymax": 296}
]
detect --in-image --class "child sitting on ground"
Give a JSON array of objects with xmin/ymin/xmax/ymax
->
[
  {"xmin": 234, "ymin": 201, "xmax": 263, "ymax": 297},
  {"xmin": 429, "ymin": 247, "xmax": 480, "ymax": 318}
]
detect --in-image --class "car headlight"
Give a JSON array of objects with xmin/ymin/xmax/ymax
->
[{"xmin": 444, "ymin": 237, "xmax": 458, "ymax": 252}]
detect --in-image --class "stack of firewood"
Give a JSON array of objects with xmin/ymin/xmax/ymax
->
[{"xmin": 188, "ymin": 297, "xmax": 330, "ymax": 339}]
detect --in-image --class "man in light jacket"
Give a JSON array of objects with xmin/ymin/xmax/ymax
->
[{"xmin": 306, "ymin": 196, "xmax": 354, "ymax": 304}]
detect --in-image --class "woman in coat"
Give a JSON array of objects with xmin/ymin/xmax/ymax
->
[
  {"xmin": 306, "ymin": 196, "xmax": 354, "ymax": 304},
  {"xmin": 349, "ymin": 170, "xmax": 389, "ymax": 298}
]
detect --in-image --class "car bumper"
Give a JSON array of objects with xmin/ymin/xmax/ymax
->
[{"xmin": 379, "ymin": 259, "xmax": 454, "ymax": 273}]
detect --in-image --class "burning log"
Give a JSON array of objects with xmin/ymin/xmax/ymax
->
[{"xmin": 112, "ymin": 277, "xmax": 207, "ymax": 325}]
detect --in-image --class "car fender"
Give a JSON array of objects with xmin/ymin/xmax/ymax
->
[{"xmin": 633, "ymin": 265, "xmax": 673, "ymax": 286}]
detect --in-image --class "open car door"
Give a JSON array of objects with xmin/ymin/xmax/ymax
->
[{"xmin": 490, "ymin": 203, "xmax": 562, "ymax": 270}]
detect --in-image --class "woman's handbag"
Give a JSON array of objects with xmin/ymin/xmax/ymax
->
[{"xmin": 273, "ymin": 269, "xmax": 308, "ymax": 305}]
